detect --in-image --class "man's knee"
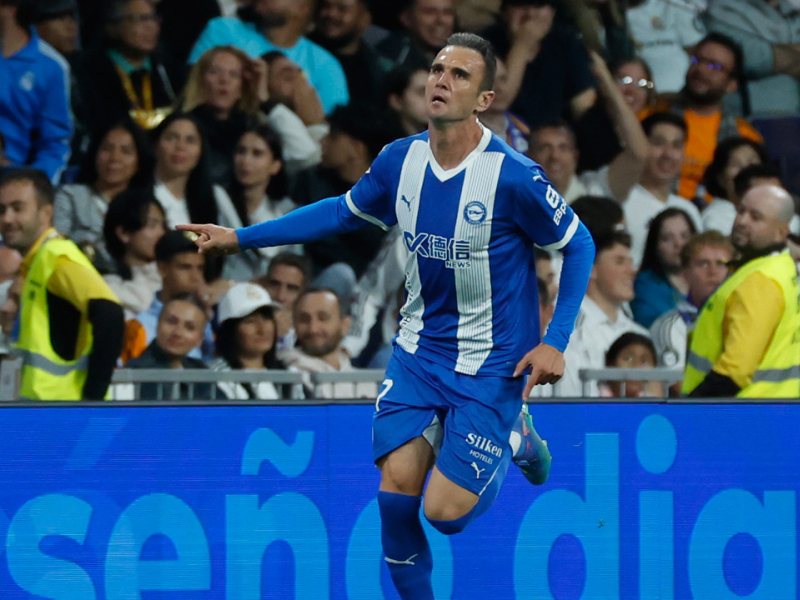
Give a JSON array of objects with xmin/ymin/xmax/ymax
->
[{"xmin": 422, "ymin": 467, "xmax": 479, "ymax": 531}]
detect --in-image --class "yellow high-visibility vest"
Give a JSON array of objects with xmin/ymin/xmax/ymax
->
[
  {"xmin": 683, "ymin": 250, "xmax": 800, "ymax": 398},
  {"xmin": 17, "ymin": 236, "xmax": 96, "ymax": 400}
]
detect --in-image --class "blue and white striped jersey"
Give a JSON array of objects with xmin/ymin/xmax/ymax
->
[{"xmin": 344, "ymin": 127, "xmax": 580, "ymax": 377}]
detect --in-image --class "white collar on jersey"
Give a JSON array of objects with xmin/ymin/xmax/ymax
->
[{"xmin": 426, "ymin": 123, "xmax": 493, "ymax": 182}]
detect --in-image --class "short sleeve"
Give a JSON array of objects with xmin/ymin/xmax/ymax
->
[
  {"xmin": 513, "ymin": 166, "xmax": 580, "ymax": 251},
  {"xmin": 345, "ymin": 146, "xmax": 398, "ymax": 230}
]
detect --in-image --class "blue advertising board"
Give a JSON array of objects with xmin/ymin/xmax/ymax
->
[{"xmin": 0, "ymin": 403, "xmax": 798, "ymax": 599}]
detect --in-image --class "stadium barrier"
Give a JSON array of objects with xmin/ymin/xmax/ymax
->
[{"xmin": 0, "ymin": 400, "xmax": 797, "ymax": 599}]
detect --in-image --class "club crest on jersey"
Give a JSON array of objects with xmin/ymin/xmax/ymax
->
[
  {"xmin": 464, "ymin": 201, "xmax": 487, "ymax": 224},
  {"xmin": 403, "ymin": 231, "xmax": 471, "ymax": 268}
]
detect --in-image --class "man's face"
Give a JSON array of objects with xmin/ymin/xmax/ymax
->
[
  {"xmin": 402, "ymin": 0, "xmax": 455, "ymax": 51},
  {"xmin": 685, "ymin": 244, "xmax": 731, "ymax": 306},
  {"xmin": 156, "ymin": 299, "xmax": 207, "ymax": 359},
  {"xmin": 645, "ymin": 123, "xmax": 685, "ymax": 184},
  {"xmin": 263, "ymin": 264, "xmax": 305, "ymax": 309},
  {"xmin": 731, "ymin": 191, "xmax": 789, "ymax": 252},
  {"xmin": 591, "ymin": 243, "xmax": 635, "ymax": 306},
  {"xmin": 426, "ymin": 46, "xmax": 493, "ymax": 124},
  {"xmin": 390, "ymin": 69, "xmax": 429, "ymax": 132},
  {"xmin": 685, "ymin": 41, "xmax": 737, "ymax": 105},
  {"xmin": 0, "ymin": 181, "xmax": 52, "ymax": 254},
  {"xmin": 267, "ymin": 56, "xmax": 302, "ymax": 106},
  {"xmin": 158, "ymin": 253, "xmax": 206, "ymax": 298},
  {"xmin": 527, "ymin": 127, "xmax": 578, "ymax": 187},
  {"xmin": 35, "ymin": 13, "xmax": 80, "ymax": 55},
  {"xmin": 294, "ymin": 291, "xmax": 349, "ymax": 358},
  {"xmin": 113, "ymin": 0, "xmax": 160, "ymax": 55},
  {"xmin": 317, "ymin": 0, "xmax": 369, "ymax": 44}
]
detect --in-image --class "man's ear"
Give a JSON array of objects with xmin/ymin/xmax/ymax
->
[
  {"xmin": 475, "ymin": 90, "xmax": 495, "ymax": 114},
  {"xmin": 726, "ymin": 76, "xmax": 739, "ymax": 94}
]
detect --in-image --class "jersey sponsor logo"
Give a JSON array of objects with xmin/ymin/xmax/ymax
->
[
  {"xmin": 546, "ymin": 185, "xmax": 568, "ymax": 226},
  {"xmin": 532, "ymin": 171, "xmax": 545, "ymax": 182},
  {"xmin": 466, "ymin": 433, "xmax": 503, "ymax": 458},
  {"xmin": 464, "ymin": 201, "xmax": 487, "ymax": 224},
  {"xmin": 403, "ymin": 231, "xmax": 471, "ymax": 269}
]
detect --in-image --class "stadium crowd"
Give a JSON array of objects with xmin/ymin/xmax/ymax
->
[{"xmin": 0, "ymin": 0, "xmax": 799, "ymax": 400}]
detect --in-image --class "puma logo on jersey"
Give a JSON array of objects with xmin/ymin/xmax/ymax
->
[
  {"xmin": 471, "ymin": 462, "xmax": 486, "ymax": 479},
  {"xmin": 401, "ymin": 195, "xmax": 413, "ymax": 210}
]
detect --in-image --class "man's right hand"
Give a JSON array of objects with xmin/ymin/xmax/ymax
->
[{"xmin": 175, "ymin": 223, "xmax": 241, "ymax": 255}]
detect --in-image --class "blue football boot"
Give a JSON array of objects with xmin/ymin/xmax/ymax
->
[{"xmin": 510, "ymin": 403, "xmax": 552, "ymax": 485}]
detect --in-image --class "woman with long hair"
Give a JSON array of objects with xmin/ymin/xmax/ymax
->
[
  {"xmin": 102, "ymin": 188, "xmax": 166, "ymax": 318},
  {"xmin": 54, "ymin": 118, "xmax": 154, "ymax": 272},
  {"xmin": 632, "ymin": 208, "xmax": 697, "ymax": 328},
  {"xmin": 701, "ymin": 136, "xmax": 771, "ymax": 234},
  {"xmin": 223, "ymin": 124, "xmax": 300, "ymax": 280},
  {"xmin": 178, "ymin": 46, "xmax": 321, "ymax": 186},
  {"xmin": 209, "ymin": 283, "xmax": 297, "ymax": 400}
]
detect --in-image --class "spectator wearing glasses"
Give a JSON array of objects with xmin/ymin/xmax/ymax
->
[
  {"xmin": 75, "ymin": 0, "xmax": 183, "ymax": 136},
  {"xmin": 639, "ymin": 33, "xmax": 763, "ymax": 202},
  {"xmin": 704, "ymin": 0, "xmax": 800, "ymax": 115},
  {"xmin": 0, "ymin": 0, "xmax": 72, "ymax": 182}
]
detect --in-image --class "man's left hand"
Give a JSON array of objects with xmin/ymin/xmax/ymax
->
[{"xmin": 514, "ymin": 343, "xmax": 565, "ymax": 399}]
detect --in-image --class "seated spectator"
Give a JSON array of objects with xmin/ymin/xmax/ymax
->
[
  {"xmin": 733, "ymin": 164, "xmax": 800, "ymax": 236},
  {"xmin": 126, "ymin": 293, "xmax": 213, "ymax": 400},
  {"xmin": 0, "ymin": 0, "xmax": 71, "ymax": 182},
  {"xmin": 482, "ymin": 0, "xmax": 596, "ymax": 129},
  {"xmin": 479, "ymin": 57, "xmax": 530, "ymax": 153},
  {"xmin": 285, "ymin": 287, "xmax": 378, "ymax": 398},
  {"xmin": 639, "ymin": 33, "xmax": 763, "ymax": 201},
  {"xmin": 631, "ymin": 207, "xmax": 697, "ymax": 328},
  {"xmin": 151, "ymin": 112, "xmax": 239, "ymax": 230},
  {"xmin": 701, "ymin": 138, "xmax": 772, "ymax": 235},
  {"xmin": 120, "ymin": 230, "xmax": 215, "ymax": 363},
  {"xmin": 650, "ymin": 231, "xmax": 733, "ymax": 381},
  {"xmin": 54, "ymin": 119, "xmax": 154, "ymax": 272},
  {"xmin": 625, "ymin": 0, "xmax": 707, "ymax": 93},
  {"xmin": 293, "ymin": 103, "xmax": 394, "ymax": 279},
  {"xmin": 570, "ymin": 195, "xmax": 625, "ymax": 239},
  {"xmin": 102, "ymin": 188, "xmax": 166, "ymax": 318},
  {"xmin": 574, "ymin": 55, "xmax": 657, "ymax": 172},
  {"xmin": 704, "ymin": 0, "xmax": 800, "ymax": 115},
  {"xmin": 527, "ymin": 110, "xmax": 647, "ymax": 205},
  {"xmin": 224, "ymin": 124, "xmax": 299, "ymax": 281},
  {"xmin": 622, "ymin": 112, "xmax": 703, "ymax": 267},
  {"xmin": 559, "ymin": 231, "xmax": 649, "ymax": 397},
  {"xmin": 254, "ymin": 251, "xmax": 311, "ymax": 356},
  {"xmin": 385, "ymin": 65, "xmax": 429, "ymax": 137},
  {"xmin": 310, "ymin": 0, "xmax": 391, "ymax": 106},
  {"xmin": 188, "ymin": 0, "xmax": 349, "ymax": 114},
  {"xmin": 209, "ymin": 282, "xmax": 291, "ymax": 400},
  {"xmin": 600, "ymin": 332, "xmax": 662, "ymax": 398},
  {"xmin": 75, "ymin": 0, "xmax": 183, "ymax": 134},
  {"xmin": 376, "ymin": 0, "xmax": 455, "ymax": 70}
]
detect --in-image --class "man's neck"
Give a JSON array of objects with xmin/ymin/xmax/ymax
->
[
  {"xmin": 639, "ymin": 174, "xmax": 672, "ymax": 203},
  {"xmin": 686, "ymin": 101, "xmax": 721, "ymax": 117},
  {"xmin": 428, "ymin": 117, "xmax": 483, "ymax": 171},
  {"xmin": 264, "ymin": 23, "xmax": 301, "ymax": 49},
  {"xmin": 479, "ymin": 111, "xmax": 506, "ymax": 140},
  {"xmin": 115, "ymin": 46, "xmax": 149, "ymax": 68},
  {"xmin": 318, "ymin": 348, "xmax": 341, "ymax": 370},
  {"xmin": 587, "ymin": 288, "xmax": 622, "ymax": 323},
  {"xmin": 0, "ymin": 19, "xmax": 30, "ymax": 58}
]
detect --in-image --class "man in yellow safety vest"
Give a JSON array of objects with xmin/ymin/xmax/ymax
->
[
  {"xmin": 683, "ymin": 184, "xmax": 800, "ymax": 398},
  {"xmin": 0, "ymin": 169, "xmax": 124, "ymax": 400}
]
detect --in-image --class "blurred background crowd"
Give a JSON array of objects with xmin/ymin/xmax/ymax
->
[{"xmin": 0, "ymin": 0, "xmax": 799, "ymax": 400}]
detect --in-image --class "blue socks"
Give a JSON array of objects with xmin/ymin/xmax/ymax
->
[{"xmin": 378, "ymin": 491, "xmax": 434, "ymax": 600}]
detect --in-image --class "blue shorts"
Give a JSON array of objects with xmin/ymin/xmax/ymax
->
[{"xmin": 372, "ymin": 348, "xmax": 523, "ymax": 496}]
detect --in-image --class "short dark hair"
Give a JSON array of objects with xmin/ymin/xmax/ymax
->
[
  {"xmin": 641, "ymin": 112, "xmax": 687, "ymax": 138},
  {"xmin": 702, "ymin": 136, "xmax": 771, "ymax": 199},
  {"xmin": 327, "ymin": 102, "xmax": 398, "ymax": 160},
  {"xmin": 529, "ymin": 118, "xmax": 577, "ymax": 150},
  {"xmin": 733, "ymin": 163, "xmax": 783, "ymax": 199},
  {"xmin": 0, "ymin": 168, "xmax": 55, "ymax": 207},
  {"xmin": 593, "ymin": 230, "xmax": 632, "ymax": 260},
  {"xmin": 265, "ymin": 252, "xmax": 311, "ymax": 286},
  {"xmin": 696, "ymin": 32, "xmax": 744, "ymax": 80},
  {"xmin": 294, "ymin": 286, "xmax": 346, "ymax": 318},
  {"xmin": 384, "ymin": 65, "xmax": 427, "ymax": 105},
  {"xmin": 605, "ymin": 332, "xmax": 656, "ymax": 367},
  {"xmin": 445, "ymin": 32, "xmax": 497, "ymax": 91},
  {"xmin": 571, "ymin": 196, "xmax": 624, "ymax": 240}
]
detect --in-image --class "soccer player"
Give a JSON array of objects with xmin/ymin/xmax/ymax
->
[{"xmin": 179, "ymin": 32, "xmax": 595, "ymax": 600}]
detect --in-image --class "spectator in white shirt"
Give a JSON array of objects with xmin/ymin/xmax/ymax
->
[
  {"xmin": 622, "ymin": 112, "xmax": 703, "ymax": 267},
  {"xmin": 558, "ymin": 230, "xmax": 649, "ymax": 397},
  {"xmin": 285, "ymin": 287, "xmax": 377, "ymax": 399}
]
